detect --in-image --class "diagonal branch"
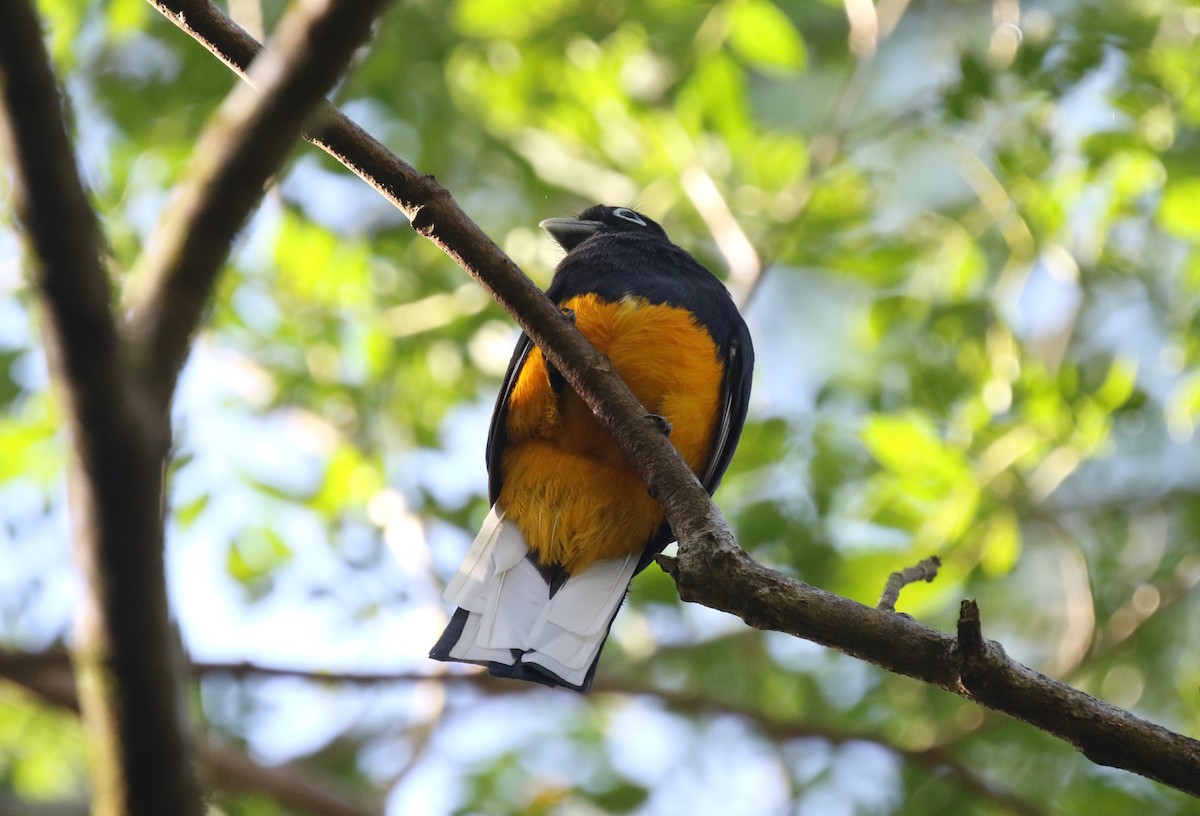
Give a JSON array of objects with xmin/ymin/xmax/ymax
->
[
  {"xmin": 126, "ymin": 0, "xmax": 393, "ymax": 407},
  {"xmin": 661, "ymin": 556, "xmax": 1200, "ymax": 794},
  {"xmin": 146, "ymin": 2, "xmax": 718, "ymax": 589},
  {"xmin": 143, "ymin": 0, "xmax": 730, "ymax": 586},
  {"xmin": 147, "ymin": 0, "xmax": 1200, "ymax": 799}
]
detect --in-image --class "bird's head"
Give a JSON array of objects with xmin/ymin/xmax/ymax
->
[{"xmin": 539, "ymin": 205, "xmax": 668, "ymax": 252}]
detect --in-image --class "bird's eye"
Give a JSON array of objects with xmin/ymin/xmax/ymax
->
[{"xmin": 611, "ymin": 207, "xmax": 647, "ymax": 226}]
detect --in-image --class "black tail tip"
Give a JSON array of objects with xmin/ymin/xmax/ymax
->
[{"xmin": 486, "ymin": 657, "xmax": 593, "ymax": 693}]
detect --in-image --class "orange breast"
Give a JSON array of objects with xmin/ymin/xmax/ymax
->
[{"xmin": 497, "ymin": 293, "xmax": 722, "ymax": 573}]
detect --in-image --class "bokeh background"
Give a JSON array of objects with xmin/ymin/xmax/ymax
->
[{"xmin": 4, "ymin": 0, "xmax": 1200, "ymax": 813}]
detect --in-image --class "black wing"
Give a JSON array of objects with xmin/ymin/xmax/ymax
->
[
  {"xmin": 632, "ymin": 320, "xmax": 753, "ymax": 573},
  {"xmin": 701, "ymin": 326, "xmax": 755, "ymax": 494},
  {"xmin": 484, "ymin": 331, "xmax": 534, "ymax": 505}
]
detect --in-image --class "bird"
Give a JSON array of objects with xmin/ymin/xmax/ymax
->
[{"xmin": 429, "ymin": 204, "xmax": 754, "ymax": 692}]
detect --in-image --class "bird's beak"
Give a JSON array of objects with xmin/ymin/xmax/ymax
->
[{"xmin": 539, "ymin": 217, "xmax": 604, "ymax": 251}]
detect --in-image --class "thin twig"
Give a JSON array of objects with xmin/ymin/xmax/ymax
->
[{"xmin": 877, "ymin": 555, "xmax": 942, "ymax": 612}]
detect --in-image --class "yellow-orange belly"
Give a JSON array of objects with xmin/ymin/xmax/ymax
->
[{"xmin": 497, "ymin": 293, "xmax": 722, "ymax": 573}]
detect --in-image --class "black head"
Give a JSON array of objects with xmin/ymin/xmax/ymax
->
[{"xmin": 539, "ymin": 205, "xmax": 669, "ymax": 252}]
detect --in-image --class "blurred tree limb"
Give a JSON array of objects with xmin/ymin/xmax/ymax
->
[
  {"xmin": 0, "ymin": 0, "xmax": 195, "ymax": 811},
  {"xmin": 141, "ymin": 0, "xmax": 1200, "ymax": 799},
  {"xmin": 0, "ymin": 650, "xmax": 382, "ymax": 816},
  {"xmin": 0, "ymin": 0, "xmax": 389, "ymax": 813},
  {"xmin": 0, "ymin": 649, "xmax": 1044, "ymax": 816}
]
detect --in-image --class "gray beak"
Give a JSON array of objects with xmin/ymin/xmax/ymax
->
[{"xmin": 539, "ymin": 217, "xmax": 604, "ymax": 252}]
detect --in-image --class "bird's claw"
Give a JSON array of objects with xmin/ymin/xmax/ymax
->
[{"xmin": 647, "ymin": 414, "xmax": 672, "ymax": 436}]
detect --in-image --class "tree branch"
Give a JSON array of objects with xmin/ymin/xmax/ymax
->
[
  {"xmin": 3, "ymin": 1, "xmax": 392, "ymax": 814},
  {"xmin": 192, "ymin": 659, "xmax": 469, "ymax": 685},
  {"xmin": 1, "ymin": 650, "xmax": 1044, "ymax": 815},
  {"xmin": 126, "ymin": 0, "xmax": 392, "ymax": 408},
  {"xmin": 0, "ymin": 3, "xmax": 199, "ymax": 813},
  {"xmin": 198, "ymin": 737, "xmax": 383, "ymax": 816},
  {"xmin": 146, "ymin": 0, "xmax": 1200, "ymax": 798}
]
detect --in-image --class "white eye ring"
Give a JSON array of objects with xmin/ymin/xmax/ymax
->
[{"xmin": 611, "ymin": 207, "xmax": 647, "ymax": 226}]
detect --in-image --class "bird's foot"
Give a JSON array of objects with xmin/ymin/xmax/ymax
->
[{"xmin": 647, "ymin": 414, "xmax": 672, "ymax": 436}]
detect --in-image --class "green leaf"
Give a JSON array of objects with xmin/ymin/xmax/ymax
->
[
  {"xmin": 584, "ymin": 781, "xmax": 650, "ymax": 813},
  {"xmin": 1093, "ymin": 355, "xmax": 1138, "ymax": 410},
  {"xmin": 454, "ymin": 0, "xmax": 562, "ymax": 39},
  {"xmin": 727, "ymin": 0, "xmax": 807, "ymax": 74},
  {"xmin": 978, "ymin": 508, "xmax": 1020, "ymax": 576},
  {"xmin": 227, "ymin": 527, "xmax": 293, "ymax": 586},
  {"xmin": 1158, "ymin": 177, "xmax": 1200, "ymax": 241},
  {"xmin": 725, "ymin": 417, "xmax": 791, "ymax": 474},
  {"xmin": 274, "ymin": 211, "xmax": 372, "ymax": 309},
  {"xmin": 861, "ymin": 413, "xmax": 945, "ymax": 475},
  {"xmin": 175, "ymin": 493, "xmax": 209, "ymax": 529},
  {"xmin": 0, "ymin": 394, "xmax": 63, "ymax": 485}
]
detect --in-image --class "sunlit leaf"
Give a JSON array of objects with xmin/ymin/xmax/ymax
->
[
  {"xmin": 227, "ymin": 527, "xmax": 292, "ymax": 587},
  {"xmin": 861, "ymin": 413, "xmax": 946, "ymax": 476},
  {"xmin": 453, "ymin": 0, "xmax": 563, "ymax": 39},
  {"xmin": 978, "ymin": 508, "xmax": 1020, "ymax": 577},
  {"xmin": 727, "ymin": 0, "xmax": 808, "ymax": 75},
  {"xmin": 1158, "ymin": 177, "xmax": 1200, "ymax": 241},
  {"xmin": 274, "ymin": 211, "xmax": 373, "ymax": 309}
]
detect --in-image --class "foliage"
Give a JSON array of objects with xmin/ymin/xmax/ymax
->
[{"xmin": 3, "ymin": 0, "xmax": 1200, "ymax": 813}]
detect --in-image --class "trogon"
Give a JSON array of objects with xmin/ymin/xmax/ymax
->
[{"xmin": 430, "ymin": 204, "xmax": 754, "ymax": 692}]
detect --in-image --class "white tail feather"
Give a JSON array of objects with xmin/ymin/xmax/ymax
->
[
  {"xmin": 443, "ymin": 505, "xmax": 509, "ymax": 608},
  {"xmin": 523, "ymin": 553, "xmax": 638, "ymax": 680},
  {"xmin": 436, "ymin": 503, "xmax": 640, "ymax": 688},
  {"xmin": 478, "ymin": 554, "xmax": 549, "ymax": 649},
  {"xmin": 445, "ymin": 606, "xmax": 515, "ymax": 665}
]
